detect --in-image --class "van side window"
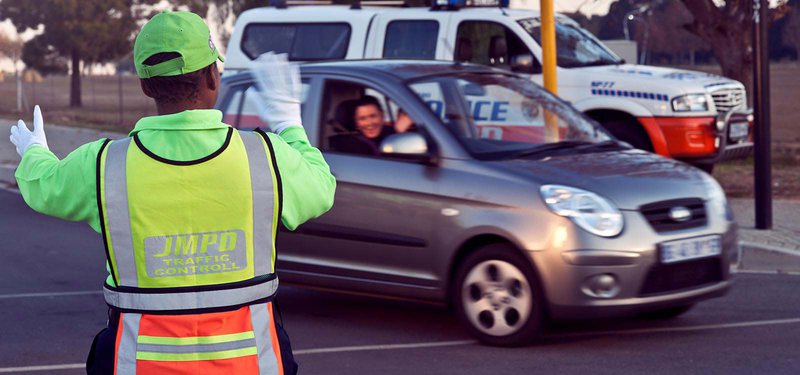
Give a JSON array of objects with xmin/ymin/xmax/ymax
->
[
  {"xmin": 455, "ymin": 21, "xmax": 541, "ymax": 74},
  {"xmin": 384, "ymin": 20, "xmax": 439, "ymax": 59},
  {"xmin": 242, "ymin": 23, "xmax": 351, "ymax": 61}
]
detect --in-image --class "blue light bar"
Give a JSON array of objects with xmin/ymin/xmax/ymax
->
[
  {"xmin": 434, "ymin": 0, "xmax": 509, "ymax": 8},
  {"xmin": 431, "ymin": 0, "xmax": 509, "ymax": 10}
]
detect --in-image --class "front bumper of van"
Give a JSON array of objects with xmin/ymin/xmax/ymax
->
[{"xmin": 639, "ymin": 109, "xmax": 753, "ymax": 164}]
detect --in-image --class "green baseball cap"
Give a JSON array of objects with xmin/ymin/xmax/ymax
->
[{"xmin": 134, "ymin": 11, "xmax": 224, "ymax": 79}]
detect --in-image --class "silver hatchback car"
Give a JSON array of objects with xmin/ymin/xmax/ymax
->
[{"xmin": 217, "ymin": 60, "xmax": 736, "ymax": 346}]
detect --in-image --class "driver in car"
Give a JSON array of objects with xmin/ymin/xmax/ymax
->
[
  {"xmin": 353, "ymin": 96, "xmax": 414, "ymax": 148},
  {"xmin": 330, "ymin": 95, "xmax": 415, "ymax": 156}
]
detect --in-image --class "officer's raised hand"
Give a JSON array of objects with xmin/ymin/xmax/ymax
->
[
  {"xmin": 249, "ymin": 52, "xmax": 303, "ymax": 134},
  {"xmin": 10, "ymin": 105, "xmax": 49, "ymax": 157}
]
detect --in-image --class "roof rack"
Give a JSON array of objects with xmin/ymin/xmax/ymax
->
[
  {"xmin": 267, "ymin": 0, "xmax": 509, "ymax": 10},
  {"xmin": 269, "ymin": 0, "xmax": 410, "ymax": 9}
]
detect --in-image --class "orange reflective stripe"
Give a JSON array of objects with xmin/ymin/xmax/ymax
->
[{"xmin": 268, "ymin": 303, "xmax": 284, "ymax": 375}]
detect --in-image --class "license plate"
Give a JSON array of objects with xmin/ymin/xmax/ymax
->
[
  {"xmin": 659, "ymin": 235, "xmax": 722, "ymax": 264},
  {"xmin": 729, "ymin": 122, "xmax": 749, "ymax": 140}
]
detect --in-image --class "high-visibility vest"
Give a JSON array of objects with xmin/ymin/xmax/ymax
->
[{"xmin": 97, "ymin": 128, "xmax": 286, "ymax": 374}]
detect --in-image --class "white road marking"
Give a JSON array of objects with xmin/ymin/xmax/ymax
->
[
  {"xmin": 552, "ymin": 317, "xmax": 800, "ymax": 338},
  {"xmin": 734, "ymin": 269, "xmax": 800, "ymax": 276},
  {"xmin": 294, "ymin": 339, "xmax": 476, "ymax": 355},
  {"xmin": 0, "ymin": 291, "xmax": 102, "ymax": 300},
  {"xmin": 0, "ymin": 364, "xmax": 84, "ymax": 373},
  {"xmin": 2, "ymin": 317, "xmax": 800, "ymax": 372}
]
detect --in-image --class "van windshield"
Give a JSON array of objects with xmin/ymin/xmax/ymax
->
[
  {"xmin": 518, "ymin": 18, "xmax": 622, "ymax": 68},
  {"xmin": 409, "ymin": 73, "xmax": 618, "ymax": 160}
]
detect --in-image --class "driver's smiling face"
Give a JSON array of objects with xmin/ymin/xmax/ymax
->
[{"xmin": 355, "ymin": 104, "xmax": 384, "ymax": 139}]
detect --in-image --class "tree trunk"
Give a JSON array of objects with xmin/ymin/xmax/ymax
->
[
  {"xmin": 707, "ymin": 31, "xmax": 754, "ymax": 105},
  {"xmin": 70, "ymin": 49, "xmax": 82, "ymax": 108}
]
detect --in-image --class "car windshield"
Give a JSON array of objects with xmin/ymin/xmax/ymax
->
[
  {"xmin": 408, "ymin": 72, "xmax": 617, "ymax": 160},
  {"xmin": 518, "ymin": 18, "xmax": 622, "ymax": 68}
]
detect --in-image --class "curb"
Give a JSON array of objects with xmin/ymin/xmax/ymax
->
[
  {"xmin": 737, "ymin": 242, "xmax": 800, "ymax": 274},
  {"xmin": 739, "ymin": 241, "xmax": 800, "ymax": 257}
]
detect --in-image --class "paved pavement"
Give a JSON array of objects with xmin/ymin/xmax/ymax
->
[
  {"xmin": 1, "ymin": 188, "xmax": 800, "ymax": 374},
  {"xmin": 1, "ymin": 117, "xmax": 798, "ymax": 271}
]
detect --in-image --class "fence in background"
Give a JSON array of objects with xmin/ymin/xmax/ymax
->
[{"xmin": 0, "ymin": 74, "xmax": 158, "ymax": 131}]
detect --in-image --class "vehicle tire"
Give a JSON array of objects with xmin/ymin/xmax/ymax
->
[
  {"xmin": 597, "ymin": 117, "xmax": 653, "ymax": 152},
  {"xmin": 452, "ymin": 243, "xmax": 546, "ymax": 347},
  {"xmin": 638, "ymin": 304, "xmax": 695, "ymax": 320},
  {"xmin": 693, "ymin": 163, "xmax": 715, "ymax": 174}
]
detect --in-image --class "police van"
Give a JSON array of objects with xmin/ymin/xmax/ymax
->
[{"xmin": 224, "ymin": 0, "xmax": 753, "ymax": 170}]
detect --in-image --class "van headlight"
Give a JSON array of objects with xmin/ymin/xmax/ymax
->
[
  {"xmin": 672, "ymin": 94, "xmax": 709, "ymax": 112},
  {"xmin": 540, "ymin": 185, "xmax": 624, "ymax": 237}
]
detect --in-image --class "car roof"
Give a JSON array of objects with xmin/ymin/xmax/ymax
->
[{"xmin": 222, "ymin": 59, "xmax": 509, "ymax": 83}]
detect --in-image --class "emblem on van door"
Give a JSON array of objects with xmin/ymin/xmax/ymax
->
[{"xmin": 669, "ymin": 206, "xmax": 692, "ymax": 222}]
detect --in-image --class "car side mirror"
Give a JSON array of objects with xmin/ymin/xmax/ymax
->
[
  {"xmin": 511, "ymin": 54, "xmax": 542, "ymax": 74},
  {"xmin": 380, "ymin": 132, "xmax": 429, "ymax": 159}
]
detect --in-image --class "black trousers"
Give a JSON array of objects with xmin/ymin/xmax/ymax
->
[{"xmin": 86, "ymin": 304, "xmax": 298, "ymax": 375}]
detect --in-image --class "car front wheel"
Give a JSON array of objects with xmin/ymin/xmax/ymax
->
[{"xmin": 453, "ymin": 243, "xmax": 545, "ymax": 346}]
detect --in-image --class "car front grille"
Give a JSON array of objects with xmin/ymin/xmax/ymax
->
[
  {"xmin": 640, "ymin": 198, "xmax": 707, "ymax": 233},
  {"xmin": 710, "ymin": 87, "xmax": 746, "ymax": 113},
  {"xmin": 639, "ymin": 257, "xmax": 723, "ymax": 296}
]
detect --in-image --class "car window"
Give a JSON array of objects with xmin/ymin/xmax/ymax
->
[
  {"xmin": 220, "ymin": 80, "xmax": 310, "ymax": 130},
  {"xmin": 320, "ymin": 80, "xmax": 423, "ymax": 158},
  {"xmin": 409, "ymin": 73, "xmax": 610, "ymax": 160},
  {"xmin": 241, "ymin": 23, "xmax": 351, "ymax": 61},
  {"xmin": 383, "ymin": 20, "xmax": 439, "ymax": 59},
  {"xmin": 456, "ymin": 21, "xmax": 541, "ymax": 74}
]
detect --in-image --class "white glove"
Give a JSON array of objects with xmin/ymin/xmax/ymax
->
[
  {"xmin": 10, "ymin": 105, "xmax": 49, "ymax": 157},
  {"xmin": 249, "ymin": 52, "xmax": 303, "ymax": 134}
]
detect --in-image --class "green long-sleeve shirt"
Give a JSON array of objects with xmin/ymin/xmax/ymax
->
[{"xmin": 15, "ymin": 109, "xmax": 336, "ymax": 285}]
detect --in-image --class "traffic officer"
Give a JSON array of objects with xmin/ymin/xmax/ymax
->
[{"xmin": 9, "ymin": 11, "xmax": 335, "ymax": 375}]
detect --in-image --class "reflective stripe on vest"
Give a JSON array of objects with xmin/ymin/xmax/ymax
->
[
  {"xmin": 99, "ymin": 129, "xmax": 279, "ymax": 312},
  {"xmin": 115, "ymin": 303, "xmax": 281, "ymax": 374},
  {"xmin": 103, "ymin": 275, "xmax": 278, "ymax": 311}
]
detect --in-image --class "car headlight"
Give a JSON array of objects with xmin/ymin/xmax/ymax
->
[
  {"xmin": 672, "ymin": 94, "xmax": 709, "ymax": 112},
  {"xmin": 540, "ymin": 185, "xmax": 624, "ymax": 237},
  {"xmin": 701, "ymin": 174, "xmax": 732, "ymax": 221}
]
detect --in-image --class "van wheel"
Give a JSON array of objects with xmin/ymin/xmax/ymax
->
[
  {"xmin": 639, "ymin": 304, "xmax": 695, "ymax": 320},
  {"xmin": 453, "ymin": 243, "xmax": 545, "ymax": 346},
  {"xmin": 598, "ymin": 117, "xmax": 653, "ymax": 152},
  {"xmin": 692, "ymin": 163, "xmax": 715, "ymax": 174}
]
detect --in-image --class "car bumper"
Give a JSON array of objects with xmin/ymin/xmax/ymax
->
[
  {"xmin": 549, "ymin": 280, "xmax": 731, "ymax": 320},
  {"xmin": 528, "ymin": 215, "xmax": 738, "ymax": 320}
]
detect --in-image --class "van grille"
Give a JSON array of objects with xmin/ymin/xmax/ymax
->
[
  {"xmin": 639, "ymin": 257, "xmax": 722, "ymax": 296},
  {"xmin": 640, "ymin": 198, "xmax": 707, "ymax": 232},
  {"xmin": 710, "ymin": 87, "xmax": 746, "ymax": 113}
]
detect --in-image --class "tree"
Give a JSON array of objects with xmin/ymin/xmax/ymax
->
[
  {"xmin": 0, "ymin": 0, "xmax": 153, "ymax": 108},
  {"xmin": 679, "ymin": 0, "xmax": 791, "ymax": 99},
  {"xmin": 0, "ymin": 30, "xmax": 23, "ymax": 76},
  {"xmin": 640, "ymin": 1, "xmax": 711, "ymax": 66}
]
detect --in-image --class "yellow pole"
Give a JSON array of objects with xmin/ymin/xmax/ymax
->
[{"xmin": 540, "ymin": 0, "xmax": 559, "ymax": 141}]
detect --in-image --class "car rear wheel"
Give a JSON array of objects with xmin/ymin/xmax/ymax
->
[
  {"xmin": 453, "ymin": 243, "xmax": 545, "ymax": 346},
  {"xmin": 639, "ymin": 304, "xmax": 695, "ymax": 320}
]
